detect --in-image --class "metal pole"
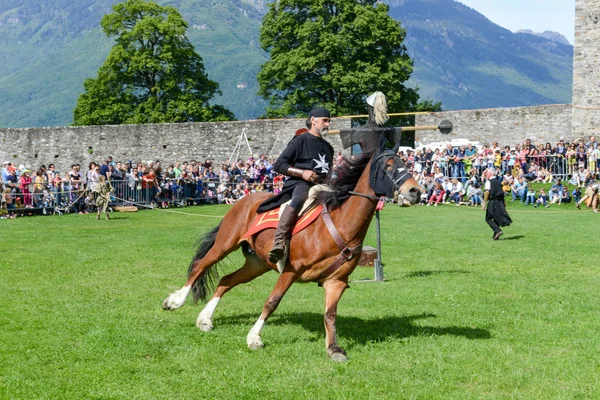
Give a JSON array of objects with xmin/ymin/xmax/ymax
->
[
  {"xmin": 374, "ymin": 209, "xmax": 384, "ymax": 282},
  {"xmin": 352, "ymin": 209, "xmax": 385, "ymax": 284},
  {"xmin": 243, "ymin": 129, "xmax": 253, "ymax": 155},
  {"xmin": 269, "ymin": 134, "xmax": 281, "ymax": 156},
  {"xmin": 229, "ymin": 130, "xmax": 243, "ymax": 164}
]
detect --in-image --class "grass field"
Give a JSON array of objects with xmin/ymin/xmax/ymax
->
[{"xmin": 1, "ymin": 202, "xmax": 599, "ymax": 399}]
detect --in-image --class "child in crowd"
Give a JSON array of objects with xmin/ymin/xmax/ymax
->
[
  {"xmin": 494, "ymin": 150, "xmax": 502, "ymax": 170},
  {"xmin": 550, "ymin": 178, "xmax": 564, "ymax": 205},
  {"xmin": 507, "ymin": 149, "xmax": 516, "ymax": 175},
  {"xmin": 467, "ymin": 183, "xmax": 483, "ymax": 206},
  {"xmin": 573, "ymin": 187, "xmax": 582, "ymax": 205},
  {"xmin": 501, "ymin": 178, "xmax": 512, "ymax": 195},
  {"xmin": 535, "ymin": 167, "xmax": 553, "ymax": 183},
  {"xmin": 562, "ymin": 185, "xmax": 572, "ymax": 203},
  {"xmin": 525, "ymin": 183, "xmax": 536, "ymax": 206},
  {"xmin": 534, "ymin": 188, "xmax": 549, "ymax": 208},
  {"xmin": 427, "ymin": 182, "xmax": 444, "ymax": 206},
  {"xmin": 2, "ymin": 188, "xmax": 15, "ymax": 218},
  {"xmin": 39, "ymin": 190, "xmax": 52, "ymax": 208},
  {"xmin": 588, "ymin": 145, "xmax": 600, "ymax": 178}
]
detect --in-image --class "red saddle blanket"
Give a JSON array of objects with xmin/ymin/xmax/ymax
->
[{"xmin": 242, "ymin": 205, "xmax": 323, "ymax": 240}]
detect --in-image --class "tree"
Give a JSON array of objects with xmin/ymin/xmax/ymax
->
[
  {"xmin": 73, "ymin": 0, "xmax": 233, "ymax": 126},
  {"xmin": 257, "ymin": 0, "xmax": 441, "ymax": 118}
]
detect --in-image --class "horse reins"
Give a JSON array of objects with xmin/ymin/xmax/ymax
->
[
  {"xmin": 318, "ymin": 203, "xmax": 363, "ymax": 279},
  {"xmin": 318, "ymin": 154, "xmax": 413, "ymax": 279}
]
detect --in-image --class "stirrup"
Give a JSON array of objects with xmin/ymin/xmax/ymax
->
[{"xmin": 269, "ymin": 241, "xmax": 286, "ymax": 263}]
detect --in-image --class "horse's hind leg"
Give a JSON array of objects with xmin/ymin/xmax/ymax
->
[
  {"xmin": 197, "ymin": 255, "xmax": 270, "ymax": 332},
  {"xmin": 163, "ymin": 221, "xmax": 243, "ymax": 311},
  {"xmin": 162, "ymin": 285, "xmax": 193, "ymax": 311}
]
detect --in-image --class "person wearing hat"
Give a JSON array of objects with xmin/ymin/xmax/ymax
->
[
  {"xmin": 2, "ymin": 161, "xmax": 11, "ymax": 182},
  {"xmin": 575, "ymin": 164, "xmax": 591, "ymax": 188},
  {"xmin": 482, "ymin": 167, "xmax": 512, "ymax": 240},
  {"xmin": 257, "ymin": 107, "xmax": 334, "ymax": 265},
  {"xmin": 4, "ymin": 165, "xmax": 18, "ymax": 190}
]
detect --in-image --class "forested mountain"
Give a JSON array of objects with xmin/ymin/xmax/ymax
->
[
  {"xmin": 0, "ymin": 0, "xmax": 573, "ymax": 127},
  {"xmin": 389, "ymin": 0, "xmax": 573, "ymax": 112}
]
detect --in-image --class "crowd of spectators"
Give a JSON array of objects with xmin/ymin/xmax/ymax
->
[
  {"xmin": 403, "ymin": 136, "xmax": 600, "ymax": 210},
  {"xmin": 2, "ymin": 135, "xmax": 599, "ymax": 218},
  {"xmin": 0, "ymin": 154, "xmax": 298, "ymax": 217}
]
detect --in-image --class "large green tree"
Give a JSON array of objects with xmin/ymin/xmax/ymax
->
[
  {"xmin": 258, "ymin": 0, "xmax": 440, "ymax": 117},
  {"xmin": 73, "ymin": 0, "xmax": 233, "ymax": 126}
]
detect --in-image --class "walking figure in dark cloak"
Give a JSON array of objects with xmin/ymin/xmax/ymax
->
[{"xmin": 482, "ymin": 167, "xmax": 512, "ymax": 240}]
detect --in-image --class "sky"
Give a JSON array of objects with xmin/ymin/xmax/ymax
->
[{"xmin": 458, "ymin": 0, "xmax": 575, "ymax": 44}]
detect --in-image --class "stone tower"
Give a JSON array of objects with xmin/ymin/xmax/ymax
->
[{"xmin": 572, "ymin": 0, "xmax": 600, "ymax": 139}]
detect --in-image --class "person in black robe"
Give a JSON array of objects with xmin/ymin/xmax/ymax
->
[
  {"xmin": 482, "ymin": 167, "xmax": 512, "ymax": 240},
  {"xmin": 257, "ymin": 107, "xmax": 334, "ymax": 263}
]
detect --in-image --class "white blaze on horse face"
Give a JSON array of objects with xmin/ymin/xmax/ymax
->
[{"xmin": 163, "ymin": 285, "xmax": 191, "ymax": 310}]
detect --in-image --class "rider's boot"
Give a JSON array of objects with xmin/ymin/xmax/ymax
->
[{"xmin": 269, "ymin": 206, "xmax": 298, "ymax": 264}]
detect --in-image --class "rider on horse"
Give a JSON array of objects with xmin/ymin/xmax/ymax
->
[{"xmin": 257, "ymin": 107, "xmax": 335, "ymax": 264}]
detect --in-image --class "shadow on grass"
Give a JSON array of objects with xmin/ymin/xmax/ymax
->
[
  {"xmin": 105, "ymin": 215, "xmax": 130, "ymax": 220},
  {"xmin": 404, "ymin": 270, "xmax": 470, "ymax": 278},
  {"xmin": 500, "ymin": 235, "xmax": 525, "ymax": 241},
  {"xmin": 217, "ymin": 312, "xmax": 491, "ymax": 347}
]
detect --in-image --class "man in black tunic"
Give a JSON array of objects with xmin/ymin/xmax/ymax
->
[
  {"xmin": 257, "ymin": 107, "xmax": 334, "ymax": 263},
  {"xmin": 482, "ymin": 167, "xmax": 512, "ymax": 240}
]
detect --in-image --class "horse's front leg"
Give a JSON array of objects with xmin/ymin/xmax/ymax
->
[
  {"xmin": 247, "ymin": 270, "xmax": 297, "ymax": 350},
  {"xmin": 323, "ymin": 279, "xmax": 349, "ymax": 362}
]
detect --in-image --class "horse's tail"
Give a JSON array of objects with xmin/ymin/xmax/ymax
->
[{"xmin": 187, "ymin": 221, "xmax": 223, "ymax": 303}]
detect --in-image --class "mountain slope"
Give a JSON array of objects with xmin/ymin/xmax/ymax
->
[
  {"xmin": 388, "ymin": 0, "xmax": 573, "ymax": 110},
  {"xmin": 0, "ymin": 0, "xmax": 573, "ymax": 127}
]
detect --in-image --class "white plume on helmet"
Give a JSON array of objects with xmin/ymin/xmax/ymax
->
[{"xmin": 366, "ymin": 91, "xmax": 389, "ymax": 126}]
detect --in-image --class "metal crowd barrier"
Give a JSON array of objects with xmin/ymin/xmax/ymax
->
[
  {"xmin": 406, "ymin": 155, "xmax": 571, "ymax": 181},
  {"xmin": 2, "ymin": 178, "xmax": 241, "ymax": 214}
]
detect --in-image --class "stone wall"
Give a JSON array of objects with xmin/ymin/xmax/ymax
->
[
  {"xmin": 0, "ymin": 118, "xmax": 350, "ymax": 172},
  {"xmin": 572, "ymin": 0, "xmax": 600, "ymax": 139},
  {"xmin": 415, "ymin": 104, "xmax": 574, "ymax": 146},
  {"xmin": 0, "ymin": 104, "xmax": 585, "ymax": 172}
]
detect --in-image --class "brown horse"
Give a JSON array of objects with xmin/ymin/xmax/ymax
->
[{"xmin": 162, "ymin": 148, "xmax": 423, "ymax": 361}]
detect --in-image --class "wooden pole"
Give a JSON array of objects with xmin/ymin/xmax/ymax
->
[
  {"xmin": 336, "ymin": 111, "xmax": 431, "ymax": 119},
  {"xmin": 327, "ymin": 125, "xmax": 439, "ymax": 135}
]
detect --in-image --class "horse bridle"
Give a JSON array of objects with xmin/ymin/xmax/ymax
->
[{"xmin": 349, "ymin": 152, "xmax": 412, "ymax": 202}]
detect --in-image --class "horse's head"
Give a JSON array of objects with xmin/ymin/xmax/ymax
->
[{"xmin": 369, "ymin": 150, "xmax": 423, "ymax": 206}]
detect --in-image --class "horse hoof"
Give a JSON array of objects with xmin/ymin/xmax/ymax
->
[
  {"xmin": 247, "ymin": 336, "xmax": 264, "ymax": 350},
  {"xmin": 162, "ymin": 288, "xmax": 189, "ymax": 310},
  {"xmin": 329, "ymin": 352, "xmax": 348, "ymax": 363},
  {"xmin": 196, "ymin": 319, "xmax": 213, "ymax": 332},
  {"xmin": 162, "ymin": 296, "xmax": 183, "ymax": 311},
  {"xmin": 327, "ymin": 345, "xmax": 348, "ymax": 362},
  {"xmin": 248, "ymin": 342, "xmax": 264, "ymax": 350},
  {"xmin": 162, "ymin": 298, "xmax": 174, "ymax": 310}
]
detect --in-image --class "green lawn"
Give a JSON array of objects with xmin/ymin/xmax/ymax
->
[{"xmin": 1, "ymin": 203, "xmax": 599, "ymax": 399}]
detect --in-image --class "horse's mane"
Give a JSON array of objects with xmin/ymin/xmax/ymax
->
[{"xmin": 314, "ymin": 155, "xmax": 372, "ymax": 210}]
